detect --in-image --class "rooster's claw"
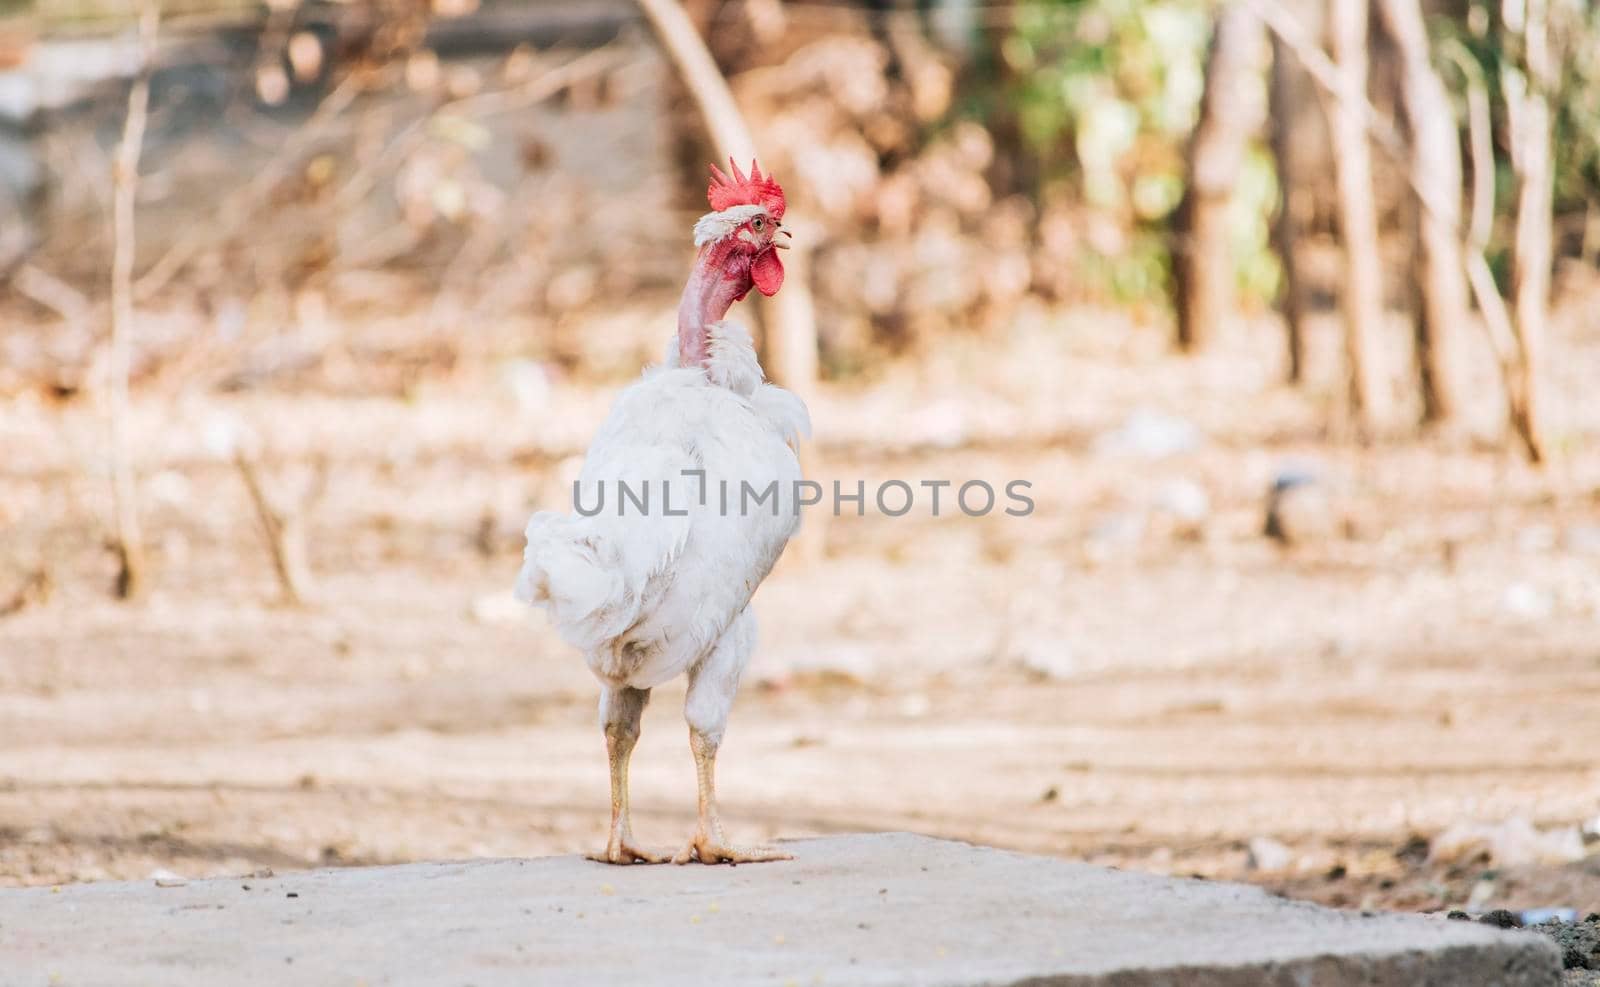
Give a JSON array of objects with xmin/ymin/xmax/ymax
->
[
  {"xmin": 588, "ymin": 836, "xmax": 667, "ymax": 865},
  {"xmin": 672, "ymin": 836, "xmax": 791, "ymax": 865}
]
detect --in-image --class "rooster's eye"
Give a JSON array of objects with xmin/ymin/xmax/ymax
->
[{"xmin": 752, "ymin": 217, "xmax": 765, "ymax": 232}]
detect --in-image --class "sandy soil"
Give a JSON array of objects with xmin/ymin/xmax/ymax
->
[{"xmin": 2, "ymin": 303, "xmax": 1598, "ymax": 917}]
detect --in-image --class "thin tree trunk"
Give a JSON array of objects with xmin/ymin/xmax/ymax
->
[
  {"xmin": 108, "ymin": 4, "xmax": 158, "ymax": 600},
  {"xmin": 633, "ymin": 0, "xmax": 818, "ymax": 398},
  {"xmin": 1325, "ymin": 0, "xmax": 1388, "ymax": 429},
  {"xmin": 1255, "ymin": 0, "xmax": 1548, "ymax": 460},
  {"xmin": 1504, "ymin": 0, "xmax": 1554, "ymax": 463},
  {"xmin": 234, "ymin": 451, "xmax": 323, "ymax": 606},
  {"xmin": 1374, "ymin": 0, "xmax": 1469, "ymax": 425},
  {"xmin": 1268, "ymin": 32, "xmax": 1312, "ymax": 383},
  {"xmin": 1172, "ymin": 2, "xmax": 1261, "ymax": 351},
  {"xmin": 1457, "ymin": 62, "xmax": 1524, "ymax": 422},
  {"xmin": 763, "ymin": 244, "xmax": 819, "ymax": 389}
]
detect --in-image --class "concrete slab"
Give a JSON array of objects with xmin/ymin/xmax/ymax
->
[{"xmin": 0, "ymin": 833, "xmax": 1560, "ymax": 986}]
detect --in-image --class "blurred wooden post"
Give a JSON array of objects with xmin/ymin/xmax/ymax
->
[
  {"xmin": 1172, "ymin": 2, "xmax": 1261, "ymax": 351},
  {"xmin": 1268, "ymin": 30, "xmax": 1312, "ymax": 383},
  {"xmin": 1325, "ymin": 0, "xmax": 1388, "ymax": 429},
  {"xmin": 1452, "ymin": 45, "xmax": 1536, "ymax": 458},
  {"xmin": 108, "ymin": 3, "xmax": 158, "ymax": 600},
  {"xmin": 1374, "ymin": 0, "xmax": 1469, "ymax": 425},
  {"xmin": 1504, "ymin": 0, "xmax": 1553, "ymax": 463}
]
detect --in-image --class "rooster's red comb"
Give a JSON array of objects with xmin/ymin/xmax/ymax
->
[{"xmin": 707, "ymin": 157, "xmax": 785, "ymax": 219}]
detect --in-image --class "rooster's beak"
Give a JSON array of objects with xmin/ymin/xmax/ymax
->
[{"xmin": 774, "ymin": 229, "xmax": 793, "ymax": 249}]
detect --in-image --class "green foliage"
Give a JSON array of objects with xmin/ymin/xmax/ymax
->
[
  {"xmin": 995, "ymin": 0, "xmax": 1276, "ymax": 307},
  {"xmin": 983, "ymin": 0, "xmax": 1600, "ymax": 312},
  {"xmin": 1434, "ymin": 0, "xmax": 1600, "ymax": 283},
  {"xmin": 1552, "ymin": 1, "xmax": 1600, "ymax": 212},
  {"xmin": 1006, "ymin": 0, "xmax": 1209, "ymax": 176},
  {"xmin": 1231, "ymin": 145, "xmax": 1281, "ymax": 304}
]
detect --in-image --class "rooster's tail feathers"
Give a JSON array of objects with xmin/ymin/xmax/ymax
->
[{"xmin": 516, "ymin": 513, "xmax": 632, "ymax": 649}]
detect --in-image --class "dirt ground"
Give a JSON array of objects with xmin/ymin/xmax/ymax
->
[{"xmin": 2, "ymin": 298, "xmax": 1598, "ymax": 921}]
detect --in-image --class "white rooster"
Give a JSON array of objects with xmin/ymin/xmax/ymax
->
[{"xmin": 516, "ymin": 160, "xmax": 808, "ymax": 865}]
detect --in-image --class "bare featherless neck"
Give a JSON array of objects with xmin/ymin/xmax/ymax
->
[
  {"xmin": 677, "ymin": 237, "xmax": 752, "ymax": 367},
  {"xmin": 676, "ymin": 158, "xmax": 788, "ymax": 368}
]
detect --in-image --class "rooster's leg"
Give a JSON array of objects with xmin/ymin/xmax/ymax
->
[
  {"xmin": 672, "ymin": 727, "xmax": 791, "ymax": 865},
  {"xmin": 673, "ymin": 610, "xmax": 790, "ymax": 865},
  {"xmin": 588, "ymin": 685, "xmax": 666, "ymax": 865}
]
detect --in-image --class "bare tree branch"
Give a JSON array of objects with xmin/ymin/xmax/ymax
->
[
  {"xmin": 108, "ymin": 3, "xmax": 158, "ymax": 601},
  {"xmin": 133, "ymin": 72, "xmax": 362, "ymax": 303},
  {"xmin": 1267, "ymin": 28, "xmax": 1314, "ymax": 383},
  {"xmin": 330, "ymin": 46, "xmax": 631, "ymax": 217},
  {"xmin": 1503, "ymin": 0, "xmax": 1554, "ymax": 463},
  {"xmin": 1246, "ymin": 0, "xmax": 1456, "ymax": 227},
  {"xmin": 1325, "ymin": 0, "xmax": 1388, "ymax": 428},
  {"xmin": 1446, "ymin": 42, "xmax": 1523, "ymax": 409},
  {"xmin": 1374, "ymin": 0, "xmax": 1470, "ymax": 424},
  {"xmin": 234, "ymin": 450, "xmax": 324, "ymax": 606},
  {"xmin": 15, "ymin": 263, "xmax": 90, "ymax": 325}
]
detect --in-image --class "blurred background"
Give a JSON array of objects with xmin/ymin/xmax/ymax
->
[{"xmin": 1, "ymin": 0, "xmax": 1598, "ymax": 917}]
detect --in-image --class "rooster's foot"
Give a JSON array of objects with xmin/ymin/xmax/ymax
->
[
  {"xmin": 672, "ymin": 835, "xmax": 791, "ymax": 865},
  {"xmin": 588, "ymin": 834, "xmax": 667, "ymax": 865}
]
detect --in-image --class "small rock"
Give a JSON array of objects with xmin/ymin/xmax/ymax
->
[
  {"xmin": 1247, "ymin": 836, "xmax": 1293, "ymax": 872},
  {"xmin": 1430, "ymin": 817, "xmax": 1586, "ymax": 868},
  {"xmin": 1156, "ymin": 479, "xmax": 1209, "ymax": 523},
  {"xmin": 150, "ymin": 869, "xmax": 187, "ymax": 888},
  {"xmin": 1015, "ymin": 641, "xmax": 1075, "ymax": 681},
  {"xmin": 1154, "ymin": 479, "xmax": 1209, "ymax": 539},
  {"xmin": 1522, "ymin": 908, "xmax": 1579, "ymax": 925},
  {"xmin": 1264, "ymin": 470, "xmax": 1339, "ymax": 546},
  {"xmin": 1581, "ymin": 815, "xmax": 1600, "ymax": 845},
  {"xmin": 1501, "ymin": 582, "xmax": 1555, "ymax": 620},
  {"xmin": 1094, "ymin": 409, "xmax": 1201, "ymax": 460},
  {"xmin": 1527, "ymin": 915, "xmax": 1600, "ymax": 972}
]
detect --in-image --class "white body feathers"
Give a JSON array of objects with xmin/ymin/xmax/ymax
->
[{"xmin": 516, "ymin": 320, "xmax": 809, "ymax": 691}]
